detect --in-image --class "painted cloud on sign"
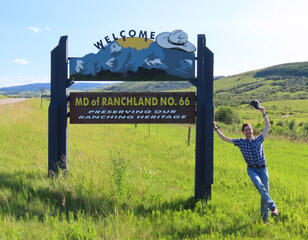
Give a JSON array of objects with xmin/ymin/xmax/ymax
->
[
  {"xmin": 75, "ymin": 60, "xmax": 84, "ymax": 73},
  {"xmin": 110, "ymin": 42, "xmax": 122, "ymax": 53},
  {"xmin": 144, "ymin": 58, "xmax": 163, "ymax": 66},
  {"xmin": 105, "ymin": 58, "xmax": 115, "ymax": 68}
]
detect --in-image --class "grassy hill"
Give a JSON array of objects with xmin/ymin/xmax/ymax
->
[
  {"xmin": 216, "ymin": 99, "xmax": 308, "ymax": 140},
  {"xmin": 212, "ymin": 61, "xmax": 308, "ymax": 105},
  {"xmin": 0, "ymin": 98, "xmax": 307, "ymax": 239},
  {"xmin": 98, "ymin": 61, "xmax": 308, "ymax": 106},
  {"xmin": 0, "ymin": 94, "xmax": 7, "ymax": 99},
  {"xmin": 96, "ymin": 81, "xmax": 193, "ymax": 92}
]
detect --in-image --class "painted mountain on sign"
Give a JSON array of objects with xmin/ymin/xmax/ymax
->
[{"xmin": 69, "ymin": 38, "xmax": 195, "ymax": 81}]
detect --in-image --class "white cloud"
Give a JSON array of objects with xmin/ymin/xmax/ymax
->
[
  {"xmin": 11, "ymin": 59, "xmax": 30, "ymax": 65},
  {"xmin": 28, "ymin": 26, "xmax": 40, "ymax": 32},
  {"xmin": 0, "ymin": 77, "xmax": 9, "ymax": 82},
  {"xmin": 45, "ymin": 26, "xmax": 51, "ymax": 31}
]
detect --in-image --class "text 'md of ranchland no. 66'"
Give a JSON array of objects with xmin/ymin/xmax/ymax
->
[
  {"xmin": 69, "ymin": 92, "xmax": 196, "ymax": 124},
  {"xmin": 69, "ymin": 29, "xmax": 196, "ymax": 82}
]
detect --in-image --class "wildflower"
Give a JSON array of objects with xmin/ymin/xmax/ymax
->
[
  {"xmin": 1, "ymin": 192, "xmax": 8, "ymax": 204},
  {"xmin": 62, "ymin": 196, "xmax": 66, "ymax": 207}
]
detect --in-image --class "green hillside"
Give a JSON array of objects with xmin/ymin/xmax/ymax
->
[
  {"xmin": 96, "ymin": 81, "xmax": 193, "ymax": 92},
  {"xmin": 213, "ymin": 61, "xmax": 308, "ymax": 105},
  {"xmin": 0, "ymin": 99, "xmax": 307, "ymax": 239},
  {"xmin": 218, "ymin": 99, "xmax": 308, "ymax": 140},
  {"xmin": 98, "ymin": 61, "xmax": 308, "ymax": 105},
  {"xmin": 0, "ymin": 94, "xmax": 7, "ymax": 99}
]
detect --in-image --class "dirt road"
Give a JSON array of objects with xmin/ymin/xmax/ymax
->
[{"xmin": 0, "ymin": 98, "xmax": 27, "ymax": 105}]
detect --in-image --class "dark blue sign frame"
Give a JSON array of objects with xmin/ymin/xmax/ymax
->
[{"xmin": 48, "ymin": 35, "xmax": 213, "ymax": 200}]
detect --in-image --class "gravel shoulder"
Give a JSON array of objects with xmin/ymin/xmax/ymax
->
[{"xmin": 0, "ymin": 98, "xmax": 27, "ymax": 105}]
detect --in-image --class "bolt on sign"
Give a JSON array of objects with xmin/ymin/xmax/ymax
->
[{"xmin": 69, "ymin": 92, "xmax": 195, "ymax": 124}]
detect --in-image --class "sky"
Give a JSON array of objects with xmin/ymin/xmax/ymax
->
[{"xmin": 0, "ymin": 0, "xmax": 308, "ymax": 88}]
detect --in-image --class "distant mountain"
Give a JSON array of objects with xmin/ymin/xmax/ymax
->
[
  {"xmin": 3, "ymin": 61, "xmax": 307, "ymax": 103},
  {"xmin": 70, "ymin": 41, "xmax": 195, "ymax": 81},
  {"xmin": 0, "ymin": 82, "xmax": 115, "ymax": 97}
]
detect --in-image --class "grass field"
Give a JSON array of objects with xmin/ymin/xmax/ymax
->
[
  {"xmin": 0, "ymin": 99, "xmax": 307, "ymax": 239},
  {"xmin": 214, "ymin": 99, "xmax": 308, "ymax": 140},
  {"xmin": 238, "ymin": 99, "xmax": 308, "ymax": 121}
]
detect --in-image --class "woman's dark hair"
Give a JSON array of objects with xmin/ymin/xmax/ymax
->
[{"xmin": 242, "ymin": 123, "xmax": 252, "ymax": 132}]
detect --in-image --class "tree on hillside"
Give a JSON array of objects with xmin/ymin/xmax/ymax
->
[{"xmin": 215, "ymin": 106, "xmax": 240, "ymax": 125}]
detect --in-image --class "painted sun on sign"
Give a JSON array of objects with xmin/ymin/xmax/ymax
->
[{"xmin": 69, "ymin": 29, "xmax": 196, "ymax": 81}]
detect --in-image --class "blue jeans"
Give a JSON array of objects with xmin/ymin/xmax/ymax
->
[{"xmin": 247, "ymin": 167, "xmax": 276, "ymax": 220}]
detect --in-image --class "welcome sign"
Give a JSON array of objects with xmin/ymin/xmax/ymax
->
[
  {"xmin": 50, "ymin": 31, "xmax": 214, "ymax": 200},
  {"xmin": 69, "ymin": 29, "xmax": 196, "ymax": 81}
]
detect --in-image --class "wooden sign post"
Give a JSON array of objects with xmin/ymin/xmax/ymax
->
[
  {"xmin": 49, "ymin": 31, "xmax": 214, "ymax": 200},
  {"xmin": 48, "ymin": 36, "xmax": 69, "ymax": 176},
  {"xmin": 195, "ymin": 35, "xmax": 214, "ymax": 200}
]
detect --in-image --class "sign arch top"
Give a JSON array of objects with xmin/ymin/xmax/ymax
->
[{"xmin": 69, "ymin": 29, "xmax": 196, "ymax": 82}]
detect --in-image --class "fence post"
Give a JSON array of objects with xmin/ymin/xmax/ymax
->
[
  {"xmin": 187, "ymin": 126, "xmax": 191, "ymax": 146},
  {"xmin": 40, "ymin": 87, "xmax": 44, "ymax": 109}
]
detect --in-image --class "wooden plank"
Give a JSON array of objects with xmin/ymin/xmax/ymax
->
[{"xmin": 69, "ymin": 92, "xmax": 196, "ymax": 124}]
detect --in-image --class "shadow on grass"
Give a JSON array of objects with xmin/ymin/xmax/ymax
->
[
  {"xmin": 0, "ymin": 171, "xmax": 114, "ymax": 220},
  {"xmin": 0, "ymin": 171, "xmax": 206, "ymax": 222},
  {"xmin": 135, "ymin": 196, "xmax": 199, "ymax": 215}
]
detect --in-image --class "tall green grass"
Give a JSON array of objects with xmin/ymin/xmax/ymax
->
[{"xmin": 0, "ymin": 99, "xmax": 307, "ymax": 239}]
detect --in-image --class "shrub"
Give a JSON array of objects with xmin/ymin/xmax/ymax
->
[
  {"xmin": 288, "ymin": 120, "xmax": 296, "ymax": 131},
  {"xmin": 302, "ymin": 122, "xmax": 308, "ymax": 137},
  {"xmin": 276, "ymin": 120, "xmax": 285, "ymax": 127},
  {"xmin": 271, "ymin": 126, "xmax": 289, "ymax": 136},
  {"xmin": 215, "ymin": 106, "xmax": 240, "ymax": 125},
  {"xmin": 287, "ymin": 120, "xmax": 297, "ymax": 140}
]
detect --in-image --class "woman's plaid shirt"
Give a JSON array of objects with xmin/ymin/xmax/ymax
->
[{"xmin": 233, "ymin": 135, "xmax": 266, "ymax": 167}]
